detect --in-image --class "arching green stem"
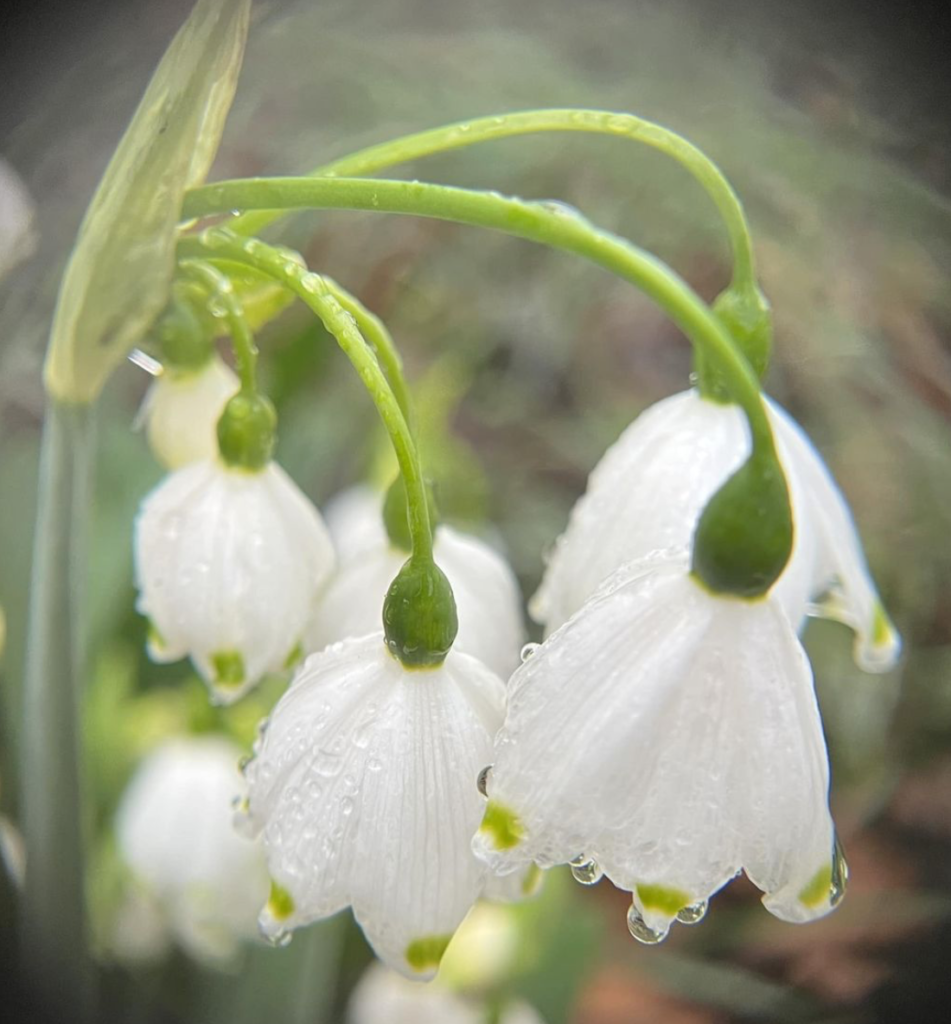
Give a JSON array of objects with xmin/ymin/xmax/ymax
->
[
  {"xmin": 321, "ymin": 277, "xmax": 415, "ymax": 428},
  {"xmin": 179, "ymin": 258, "xmax": 258, "ymax": 393},
  {"xmin": 227, "ymin": 109, "xmax": 756, "ymax": 290},
  {"xmin": 182, "ymin": 176, "xmax": 776, "ymax": 460},
  {"xmin": 184, "ymin": 232, "xmax": 434, "ymax": 562}
]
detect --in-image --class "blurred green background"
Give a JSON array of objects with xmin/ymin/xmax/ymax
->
[{"xmin": 2, "ymin": 0, "xmax": 951, "ymax": 1021}]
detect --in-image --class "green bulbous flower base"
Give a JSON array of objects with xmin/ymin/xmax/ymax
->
[
  {"xmin": 383, "ymin": 556, "xmax": 459, "ymax": 669},
  {"xmin": 691, "ymin": 453, "xmax": 793, "ymax": 599},
  {"xmin": 153, "ymin": 290, "xmax": 218, "ymax": 371},
  {"xmin": 382, "ymin": 473, "xmax": 439, "ymax": 552},
  {"xmin": 217, "ymin": 391, "xmax": 277, "ymax": 471},
  {"xmin": 696, "ymin": 284, "xmax": 772, "ymax": 402}
]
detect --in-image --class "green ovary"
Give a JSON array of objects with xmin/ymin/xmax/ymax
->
[
  {"xmin": 479, "ymin": 801, "xmax": 524, "ymax": 850},
  {"xmin": 405, "ymin": 933, "xmax": 452, "ymax": 972},
  {"xmin": 637, "ymin": 883, "xmax": 691, "ymax": 916}
]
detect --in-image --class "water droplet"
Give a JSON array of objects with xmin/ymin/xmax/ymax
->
[
  {"xmin": 520, "ymin": 642, "xmax": 540, "ymax": 663},
  {"xmin": 341, "ymin": 797, "xmax": 355, "ymax": 817},
  {"xmin": 476, "ymin": 765, "xmax": 492, "ymax": 797},
  {"xmin": 626, "ymin": 903, "xmax": 668, "ymax": 944},
  {"xmin": 676, "ymin": 900, "xmax": 708, "ymax": 925},
  {"xmin": 367, "ymin": 756, "xmax": 383, "ymax": 773},
  {"xmin": 259, "ymin": 922, "xmax": 293, "ymax": 948},
  {"xmin": 570, "ymin": 855, "xmax": 603, "ymax": 886},
  {"xmin": 831, "ymin": 835, "xmax": 848, "ymax": 907},
  {"xmin": 238, "ymin": 755, "xmax": 251, "ymax": 772}
]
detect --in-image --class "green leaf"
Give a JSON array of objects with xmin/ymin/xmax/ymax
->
[{"xmin": 43, "ymin": 0, "xmax": 251, "ymax": 404}]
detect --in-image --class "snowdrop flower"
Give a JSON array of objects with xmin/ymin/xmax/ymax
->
[
  {"xmin": 143, "ymin": 354, "xmax": 239, "ymax": 469},
  {"xmin": 531, "ymin": 390, "xmax": 899, "ymax": 672},
  {"xmin": 475, "ymin": 550, "xmax": 847, "ymax": 941},
  {"xmin": 135, "ymin": 393, "xmax": 335, "ymax": 702},
  {"xmin": 348, "ymin": 962, "xmax": 546, "ymax": 1024},
  {"xmin": 309, "ymin": 486, "xmax": 524, "ymax": 679},
  {"xmin": 239, "ymin": 633, "xmax": 507, "ymax": 979},
  {"xmin": 114, "ymin": 736, "xmax": 269, "ymax": 963}
]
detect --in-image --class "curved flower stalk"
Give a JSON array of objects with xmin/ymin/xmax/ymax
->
[
  {"xmin": 474, "ymin": 550, "xmax": 847, "ymax": 941},
  {"xmin": 309, "ymin": 486, "xmax": 525, "ymax": 679},
  {"xmin": 114, "ymin": 736, "xmax": 269, "ymax": 963},
  {"xmin": 134, "ymin": 451, "xmax": 335, "ymax": 703},
  {"xmin": 143, "ymin": 354, "xmax": 239, "ymax": 469},
  {"xmin": 238, "ymin": 634, "xmax": 507, "ymax": 980},
  {"xmin": 530, "ymin": 389, "xmax": 900, "ymax": 672}
]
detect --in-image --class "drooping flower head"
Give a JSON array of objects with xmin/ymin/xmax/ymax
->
[
  {"xmin": 531, "ymin": 389, "xmax": 900, "ymax": 673},
  {"xmin": 114, "ymin": 736, "xmax": 269, "ymax": 963},
  {"xmin": 475, "ymin": 550, "xmax": 846, "ymax": 940},
  {"xmin": 239, "ymin": 634, "xmax": 507, "ymax": 979},
  {"xmin": 135, "ymin": 391, "xmax": 335, "ymax": 702}
]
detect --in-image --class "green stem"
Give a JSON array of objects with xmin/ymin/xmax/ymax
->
[
  {"xmin": 20, "ymin": 399, "xmax": 95, "ymax": 1019},
  {"xmin": 179, "ymin": 258, "xmax": 258, "ymax": 392},
  {"xmin": 182, "ymin": 177, "xmax": 775, "ymax": 458},
  {"xmin": 321, "ymin": 277, "xmax": 415, "ymax": 428},
  {"xmin": 186, "ymin": 233, "xmax": 434, "ymax": 561},
  {"xmin": 227, "ymin": 109, "xmax": 756, "ymax": 289}
]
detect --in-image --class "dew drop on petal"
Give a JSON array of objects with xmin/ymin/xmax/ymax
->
[
  {"xmin": 676, "ymin": 900, "xmax": 708, "ymax": 925},
  {"xmin": 626, "ymin": 903, "xmax": 668, "ymax": 945},
  {"xmin": 520, "ymin": 642, "xmax": 540, "ymax": 663},
  {"xmin": 570, "ymin": 854, "xmax": 603, "ymax": 886},
  {"xmin": 831, "ymin": 835, "xmax": 849, "ymax": 908},
  {"xmin": 477, "ymin": 765, "xmax": 492, "ymax": 797}
]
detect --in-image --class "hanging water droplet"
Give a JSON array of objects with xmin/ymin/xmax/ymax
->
[
  {"xmin": 626, "ymin": 903, "xmax": 668, "ymax": 945},
  {"xmin": 676, "ymin": 900, "xmax": 708, "ymax": 925},
  {"xmin": 570, "ymin": 855, "xmax": 603, "ymax": 886},
  {"xmin": 260, "ymin": 922, "xmax": 293, "ymax": 948},
  {"xmin": 476, "ymin": 765, "xmax": 492, "ymax": 797},
  {"xmin": 830, "ymin": 835, "xmax": 849, "ymax": 907},
  {"xmin": 520, "ymin": 642, "xmax": 540, "ymax": 663}
]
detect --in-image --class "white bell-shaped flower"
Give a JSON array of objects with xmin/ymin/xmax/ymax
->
[
  {"xmin": 143, "ymin": 355, "xmax": 240, "ymax": 469},
  {"xmin": 475, "ymin": 550, "xmax": 846, "ymax": 941},
  {"xmin": 309, "ymin": 487, "xmax": 524, "ymax": 679},
  {"xmin": 239, "ymin": 633, "xmax": 507, "ymax": 980},
  {"xmin": 134, "ymin": 457, "xmax": 335, "ymax": 702},
  {"xmin": 530, "ymin": 389, "xmax": 899, "ymax": 673},
  {"xmin": 114, "ymin": 736, "xmax": 269, "ymax": 963}
]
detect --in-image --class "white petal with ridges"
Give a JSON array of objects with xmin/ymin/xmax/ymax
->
[
  {"xmin": 144, "ymin": 355, "xmax": 240, "ymax": 470},
  {"xmin": 476, "ymin": 552, "xmax": 840, "ymax": 933},
  {"xmin": 243, "ymin": 634, "xmax": 507, "ymax": 979},
  {"xmin": 134, "ymin": 459, "xmax": 335, "ymax": 701}
]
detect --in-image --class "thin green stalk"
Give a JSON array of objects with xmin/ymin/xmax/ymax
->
[
  {"xmin": 321, "ymin": 277, "xmax": 414, "ymax": 427},
  {"xmin": 20, "ymin": 400, "xmax": 95, "ymax": 1019},
  {"xmin": 182, "ymin": 176, "xmax": 775, "ymax": 458},
  {"xmin": 179, "ymin": 258, "xmax": 258, "ymax": 392},
  {"xmin": 185, "ymin": 233, "xmax": 434, "ymax": 560},
  {"xmin": 227, "ymin": 109, "xmax": 756, "ymax": 288}
]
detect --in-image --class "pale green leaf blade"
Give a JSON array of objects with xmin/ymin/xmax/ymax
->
[{"xmin": 44, "ymin": 0, "xmax": 250, "ymax": 403}]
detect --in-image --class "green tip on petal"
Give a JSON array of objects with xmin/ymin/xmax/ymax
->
[
  {"xmin": 797, "ymin": 862, "xmax": 833, "ymax": 909},
  {"xmin": 282, "ymin": 640, "xmax": 304, "ymax": 671},
  {"xmin": 405, "ymin": 934, "xmax": 453, "ymax": 973},
  {"xmin": 479, "ymin": 800, "xmax": 524, "ymax": 851},
  {"xmin": 382, "ymin": 556, "xmax": 458, "ymax": 669},
  {"xmin": 267, "ymin": 879, "xmax": 296, "ymax": 921},
  {"xmin": 521, "ymin": 863, "xmax": 544, "ymax": 897},
  {"xmin": 691, "ymin": 452, "xmax": 793, "ymax": 598},
  {"xmin": 217, "ymin": 391, "xmax": 277, "ymax": 471},
  {"xmin": 636, "ymin": 883, "xmax": 691, "ymax": 917},
  {"xmin": 211, "ymin": 649, "xmax": 246, "ymax": 688},
  {"xmin": 146, "ymin": 618, "xmax": 167, "ymax": 652}
]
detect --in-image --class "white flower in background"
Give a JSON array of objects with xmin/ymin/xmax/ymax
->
[
  {"xmin": 240, "ymin": 633, "xmax": 507, "ymax": 979},
  {"xmin": 135, "ymin": 458, "xmax": 335, "ymax": 703},
  {"xmin": 143, "ymin": 354, "xmax": 239, "ymax": 469},
  {"xmin": 531, "ymin": 389, "xmax": 900, "ymax": 672},
  {"xmin": 475, "ymin": 550, "xmax": 846, "ymax": 941},
  {"xmin": 348, "ymin": 962, "xmax": 546, "ymax": 1024},
  {"xmin": 309, "ymin": 487, "xmax": 525, "ymax": 679},
  {"xmin": 0, "ymin": 157, "xmax": 36, "ymax": 280},
  {"xmin": 114, "ymin": 736, "xmax": 269, "ymax": 963}
]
